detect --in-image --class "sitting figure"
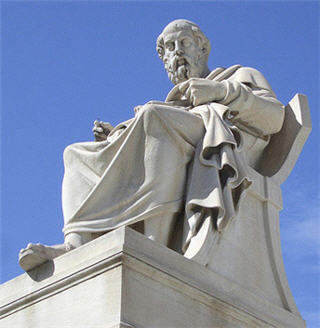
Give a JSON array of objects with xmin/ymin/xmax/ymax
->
[{"xmin": 19, "ymin": 19, "xmax": 284, "ymax": 272}]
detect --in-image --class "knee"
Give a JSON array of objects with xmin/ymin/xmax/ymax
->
[
  {"xmin": 63, "ymin": 145, "xmax": 72, "ymax": 162},
  {"xmin": 63, "ymin": 143, "xmax": 79, "ymax": 163},
  {"xmin": 137, "ymin": 104, "xmax": 163, "ymax": 133},
  {"xmin": 137, "ymin": 103, "xmax": 159, "ymax": 120}
]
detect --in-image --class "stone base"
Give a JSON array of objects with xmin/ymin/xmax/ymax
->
[{"xmin": 0, "ymin": 227, "xmax": 305, "ymax": 328}]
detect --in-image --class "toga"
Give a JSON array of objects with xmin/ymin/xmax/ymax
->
[{"xmin": 62, "ymin": 65, "xmax": 284, "ymax": 253}]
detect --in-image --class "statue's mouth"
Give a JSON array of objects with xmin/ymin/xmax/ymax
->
[
  {"xmin": 172, "ymin": 56, "xmax": 187, "ymax": 72},
  {"xmin": 177, "ymin": 58, "xmax": 186, "ymax": 66},
  {"xmin": 166, "ymin": 56, "xmax": 192, "ymax": 84}
]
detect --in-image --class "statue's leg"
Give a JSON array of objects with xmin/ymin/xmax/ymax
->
[
  {"xmin": 138, "ymin": 104, "xmax": 205, "ymax": 246},
  {"xmin": 61, "ymin": 103, "xmax": 205, "ymax": 248}
]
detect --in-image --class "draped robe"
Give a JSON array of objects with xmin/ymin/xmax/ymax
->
[{"xmin": 62, "ymin": 65, "xmax": 284, "ymax": 253}]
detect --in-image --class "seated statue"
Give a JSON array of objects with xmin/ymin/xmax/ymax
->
[{"xmin": 19, "ymin": 19, "xmax": 284, "ymax": 272}]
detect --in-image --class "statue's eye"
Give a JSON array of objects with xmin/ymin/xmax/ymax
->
[
  {"xmin": 165, "ymin": 42, "xmax": 174, "ymax": 51},
  {"xmin": 182, "ymin": 39, "xmax": 191, "ymax": 47}
]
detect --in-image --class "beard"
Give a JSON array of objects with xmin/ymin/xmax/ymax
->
[{"xmin": 164, "ymin": 53, "xmax": 204, "ymax": 85}]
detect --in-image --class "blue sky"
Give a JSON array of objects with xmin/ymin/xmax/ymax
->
[{"xmin": 1, "ymin": 1, "xmax": 319, "ymax": 326}]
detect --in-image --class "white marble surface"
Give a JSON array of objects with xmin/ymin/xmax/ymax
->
[
  {"xmin": 19, "ymin": 20, "xmax": 286, "ymax": 272},
  {"xmin": 0, "ymin": 227, "xmax": 306, "ymax": 328}
]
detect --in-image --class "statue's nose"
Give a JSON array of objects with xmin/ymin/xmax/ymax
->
[
  {"xmin": 174, "ymin": 41, "xmax": 184, "ymax": 56},
  {"xmin": 175, "ymin": 48, "xmax": 184, "ymax": 56}
]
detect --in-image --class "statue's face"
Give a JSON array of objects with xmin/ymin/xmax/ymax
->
[{"xmin": 162, "ymin": 30, "xmax": 206, "ymax": 84}]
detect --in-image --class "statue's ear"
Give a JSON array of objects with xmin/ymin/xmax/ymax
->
[
  {"xmin": 156, "ymin": 35, "xmax": 165, "ymax": 61},
  {"xmin": 201, "ymin": 41, "xmax": 209, "ymax": 55},
  {"xmin": 195, "ymin": 35, "xmax": 208, "ymax": 56},
  {"xmin": 157, "ymin": 46, "xmax": 164, "ymax": 61}
]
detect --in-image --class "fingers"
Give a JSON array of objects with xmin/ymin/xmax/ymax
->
[
  {"xmin": 178, "ymin": 79, "xmax": 209, "ymax": 107},
  {"xmin": 93, "ymin": 120, "xmax": 112, "ymax": 141},
  {"xmin": 178, "ymin": 81, "xmax": 189, "ymax": 95},
  {"xmin": 192, "ymin": 96, "xmax": 201, "ymax": 107},
  {"xmin": 92, "ymin": 126, "xmax": 106, "ymax": 141},
  {"xmin": 178, "ymin": 78, "xmax": 200, "ymax": 95},
  {"xmin": 93, "ymin": 131, "xmax": 107, "ymax": 141},
  {"xmin": 169, "ymin": 78, "xmax": 201, "ymax": 102},
  {"xmin": 165, "ymin": 85, "xmax": 182, "ymax": 102},
  {"xmin": 178, "ymin": 79, "xmax": 200, "ymax": 106},
  {"xmin": 93, "ymin": 129, "xmax": 107, "ymax": 141},
  {"xmin": 94, "ymin": 121, "xmax": 112, "ymax": 131},
  {"xmin": 183, "ymin": 84, "xmax": 198, "ymax": 107},
  {"xmin": 92, "ymin": 126, "xmax": 104, "ymax": 133},
  {"xmin": 100, "ymin": 122, "xmax": 113, "ymax": 131}
]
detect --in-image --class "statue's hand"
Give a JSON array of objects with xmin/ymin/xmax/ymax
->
[
  {"xmin": 178, "ymin": 78, "xmax": 227, "ymax": 107},
  {"xmin": 93, "ymin": 121, "xmax": 113, "ymax": 141}
]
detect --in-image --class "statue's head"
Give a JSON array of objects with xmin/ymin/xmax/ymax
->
[{"xmin": 157, "ymin": 19, "xmax": 211, "ymax": 85}]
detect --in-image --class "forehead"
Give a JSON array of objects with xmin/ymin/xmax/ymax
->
[{"xmin": 163, "ymin": 30, "xmax": 195, "ymax": 43}]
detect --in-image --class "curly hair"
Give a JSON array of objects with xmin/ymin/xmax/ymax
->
[{"xmin": 156, "ymin": 19, "xmax": 211, "ymax": 61}]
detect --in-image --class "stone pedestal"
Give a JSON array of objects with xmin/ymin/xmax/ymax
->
[{"xmin": 0, "ymin": 226, "xmax": 305, "ymax": 328}]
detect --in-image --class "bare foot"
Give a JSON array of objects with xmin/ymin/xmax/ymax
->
[{"xmin": 19, "ymin": 243, "xmax": 68, "ymax": 272}]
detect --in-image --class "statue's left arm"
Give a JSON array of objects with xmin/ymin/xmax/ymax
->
[
  {"xmin": 176, "ymin": 67, "xmax": 284, "ymax": 136},
  {"xmin": 218, "ymin": 67, "xmax": 285, "ymax": 136}
]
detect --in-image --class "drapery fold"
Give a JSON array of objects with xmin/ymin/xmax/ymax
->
[
  {"xmin": 61, "ymin": 65, "xmax": 284, "ymax": 257},
  {"xmin": 183, "ymin": 103, "xmax": 251, "ymax": 252},
  {"xmin": 62, "ymin": 101, "xmax": 251, "ymax": 256}
]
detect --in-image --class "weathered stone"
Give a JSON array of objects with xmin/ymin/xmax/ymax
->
[{"xmin": 0, "ymin": 227, "xmax": 306, "ymax": 328}]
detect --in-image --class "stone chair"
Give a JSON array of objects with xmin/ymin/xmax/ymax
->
[{"xmin": 184, "ymin": 94, "xmax": 311, "ymax": 326}]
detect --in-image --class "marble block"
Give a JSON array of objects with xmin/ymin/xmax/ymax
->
[{"xmin": 0, "ymin": 226, "xmax": 305, "ymax": 328}]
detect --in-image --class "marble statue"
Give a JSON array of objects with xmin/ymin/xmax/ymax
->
[{"xmin": 19, "ymin": 19, "xmax": 285, "ymax": 272}]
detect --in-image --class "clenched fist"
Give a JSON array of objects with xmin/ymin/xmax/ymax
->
[
  {"xmin": 173, "ymin": 78, "xmax": 227, "ymax": 107},
  {"xmin": 93, "ymin": 120, "xmax": 113, "ymax": 141}
]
